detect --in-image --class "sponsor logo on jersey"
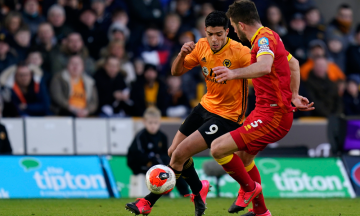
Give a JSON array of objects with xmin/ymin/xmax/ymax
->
[{"xmin": 223, "ymin": 59, "xmax": 232, "ymax": 68}]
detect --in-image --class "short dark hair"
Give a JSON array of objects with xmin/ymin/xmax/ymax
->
[
  {"xmin": 338, "ymin": 3, "xmax": 351, "ymax": 10},
  {"xmin": 226, "ymin": 0, "xmax": 261, "ymax": 25},
  {"xmin": 205, "ymin": 11, "xmax": 229, "ymax": 30}
]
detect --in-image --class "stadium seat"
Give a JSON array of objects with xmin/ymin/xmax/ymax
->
[
  {"xmin": 75, "ymin": 119, "xmax": 108, "ymax": 155},
  {"xmin": 25, "ymin": 117, "xmax": 74, "ymax": 154},
  {"xmin": 108, "ymin": 118, "xmax": 134, "ymax": 155},
  {"xmin": 129, "ymin": 174, "xmax": 150, "ymax": 198},
  {"xmin": 1, "ymin": 118, "xmax": 24, "ymax": 154}
]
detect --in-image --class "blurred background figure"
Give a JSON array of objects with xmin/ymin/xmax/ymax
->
[
  {"xmin": 343, "ymin": 74, "xmax": 360, "ymax": 116},
  {"xmin": 304, "ymin": 7, "xmax": 325, "ymax": 44},
  {"xmin": 326, "ymin": 4, "xmax": 354, "ymax": 50},
  {"xmin": 264, "ymin": 4, "xmax": 287, "ymax": 36},
  {"xmin": 53, "ymin": 32, "xmax": 95, "ymax": 75},
  {"xmin": 283, "ymin": 13, "xmax": 307, "ymax": 64},
  {"xmin": 21, "ymin": 0, "xmax": 45, "ymax": 36},
  {"xmin": 130, "ymin": 64, "xmax": 168, "ymax": 117},
  {"xmin": 166, "ymin": 75, "xmax": 190, "ymax": 118},
  {"xmin": 305, "ymin": 57, "xmax": 342, "ymax": 117},
  {"xmin": 50, "ymin": 55, "xmax": 98, "ymax": 117},
  {"xmin": 301, "ymin": 39, "xmax": 345, "ymax": 82},
  {"xmin": 12, "ymin": 27, "xmax": 31, "ymax": 61},
  {"xmin": 94, "ymin": 56, "xmax": 130, "ymax": 117},
  {"xmin": 9, "ymin": 62, "xmax": 50, "ymax": 116},
  {"xmin": 47, "ymin": 4, "xmax": 73, "ymax": 42},
  {"xmin": 0, "ymin": 33, "xmax": 17, "ymax": 73},
  {"xmin": 346, "ymin": 24, "xmax": 360, "ymax": 75}
]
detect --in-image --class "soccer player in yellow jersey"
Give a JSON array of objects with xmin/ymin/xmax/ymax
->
[{"xmin": 126, "ymin": 11, "xmax": 250, "ymax": 216}]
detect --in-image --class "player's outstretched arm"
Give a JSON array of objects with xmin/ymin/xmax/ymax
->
[
  {"xmin": 171, "ymin": 41, "xmax": 196, "ymax": 76},
  {"xmin": 213, "ymin": 54, "xmax": 273, "ymax": 82},
  {"xmin": 288, "ymin": 56, "xmax": 315, "ymax": 112}
]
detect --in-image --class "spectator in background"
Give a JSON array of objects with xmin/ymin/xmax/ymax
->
[
  {"xmin": 130, "ymin": 64, "xmax": 168, "ymax": 116},
  {"xmin": 166, "ymin": 75, "xmax": 190, "ymax": 118},
  {"xmin": 264, "ymin": 4, "xmax": 287, "ymax": 36},
  {"xmin": 98, "ymin": 40, "xmax": 135, "ymax": 86},
  {"xmin": 343, "ymin": 74, "xmax": 360, "ymax": 116},
  {"xmin": 326, "ymin": 4, "xmax": 354, "ymax": 50},
  {"xmin": 291, "ymin": 0, "xmax": 316, "ymax": 14},
  {"xmin": 3, "ymin": 11, "xmax": 25, "ymax": 44},
  {"xmin": 304, "ymin": 7, "xmax": 326, "ymax": 43},
  {"xmin": 26, "ymin": 50, "xmax": 52, "ymax": 87},
  {"xmin": 12, "ymin": 28, "xmax": 31, "ymax": 61},
  {"xmin": 91, "ymin": 0, "xmax": 112, "ymax": 32},
  {"xmin": 10, "ymin": 62, "xmax": 50, "ymax": 116},
  {"xmin": 53, "ymin": 33, "xmax": 95, "ymax": 75},
  {"xmin": 0, "ymin": 33, "xmax": 18, "ymax": 73},
  {"xmin": 346, "ymin": 24, "xmax": 360, "ymax": 75},
  {"xmin": 193, "ymin": 16, "xmax": 206, "ymax": 42},
  {"xmin": 21, "ymin": 0, "xmax": 45, "ymax": 35},
  {"xmin": 327, "ymin": 35, "xmax": 346, "ymax": 72},
  {"xmin": 94, "ymin": 56, "xmax": 129, "ymax": 117},
  {"xmin": 127, "ymin": 107, "xmax": 189, "ymax": 195},
  {"xmin": 111, "ymin": 9, "xmax": 129, "ymax": 26},
  {"xmin": 63, "ymin": 0, "xmax": 81, "ymax": 29},
  {"xmin": 175, "ymin": 0, "xmax": 196, "ymax": 29},
  {"xmin": 78, "ymin": 8, "xmax": 107, "ymax": 59},
  {"xmin": 301, "ymin": 39, "xmax": 345, "ymax": 82},
  {"xmin": 50, "ymin": 55, "xmax": 98, "ymax": 117},
  {"xmin": 305, "ymin": 57, "xmax": 342, "ymax": 117},
  {"xmin": 163, "ymin": 13, "xmax": 181, "ymax": 46},
  {"xmin": 283, "ymin": 13, "xmax": 307, "ymax": 64},
  {"xmin": 107, "ymin": 21, "xmax": 130, "ymax": 44},
  {"xmin": 47, "ymin": 4, "xmax": 73, "ymax": 42},
  {"xmin": 126, "ymin": 0, "xmax": 163, "ymax": 50},
  {"xmin": 34, "ymin": 23, "xmax": 60, "ymax": 76},
  {"xmin": 137, "ymin": 26, "xmax": 171, "ymax": 77},
  {"xmin": 200, "ymin": 3, "xmax": 214, "ymax": 17}
]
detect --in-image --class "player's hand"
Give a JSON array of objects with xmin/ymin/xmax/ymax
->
[
  {"xmin": 213, "ymin": 66, "xmax": 236, "ymax": 83},
  {"xmin": 179, "ymin": 41, "xmax": 195, "ymax": 57},
  {"xmin": 292, "ymin": 95, "xmax": 315, "ymax": 112}
]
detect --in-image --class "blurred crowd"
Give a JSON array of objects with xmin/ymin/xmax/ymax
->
[{"xmin": 0, "ymin": 0, "xmax": 359, "ymax": 119}]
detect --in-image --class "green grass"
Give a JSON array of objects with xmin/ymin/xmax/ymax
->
[{"xmin": 0, "ymin": 198, "xmax": 360, "ymax": 216}]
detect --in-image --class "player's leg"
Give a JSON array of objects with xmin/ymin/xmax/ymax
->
[
  {"xmin": 126, "ymin": 107, "xmax": 205, "ymax": 215},
  {"xmin": 211, "ymin": 133, "xmax": 257, "ymax": 192}
]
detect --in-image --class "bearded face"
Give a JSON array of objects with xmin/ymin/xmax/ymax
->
[{"xmin": 235, "ymin": 24, "xmax": 248, "ymax": 42}]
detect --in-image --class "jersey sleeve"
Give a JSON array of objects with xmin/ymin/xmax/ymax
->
[
  {"xmin": 285, "ymin": 50, "xmax": 293, "ymax": 61},
  {"xmin": 183, "ymin": 43, "xmax": 200, "ymax": 70},
  {"xmin": 254, "ymin": 35, "xmax": 275, "ymax": 59}
]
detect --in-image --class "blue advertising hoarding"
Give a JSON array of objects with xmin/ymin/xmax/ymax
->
[
  {"xmin": 342, "ymin": 156, "xmax": 360, "ymax": 197},
  {"xmin": 0, "ymin": 156, "xmax": 110, "ymax": 198}
]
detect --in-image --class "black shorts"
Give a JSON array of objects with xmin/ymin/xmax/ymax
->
[{"xmin": 179, "ymin": 104, "xmax": 242, "ymax": 148}]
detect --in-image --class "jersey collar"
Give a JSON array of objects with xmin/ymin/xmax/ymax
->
[
  {"xmin": 212, "ymin": 38, "xmax": 230, "ymax": 55},
  {"xmin": 250, "ymin": 26, "xmax": 264, "ymax": 45}
]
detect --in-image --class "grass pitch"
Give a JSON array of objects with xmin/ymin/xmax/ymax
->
[{"xmin": 0, "ymin": 198, "xmax": 359, "ymax": 216}]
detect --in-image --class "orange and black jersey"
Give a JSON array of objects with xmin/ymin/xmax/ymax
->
[{"xmin": 183, "ymin": 38, "xmax": 251, "ymax": 124}]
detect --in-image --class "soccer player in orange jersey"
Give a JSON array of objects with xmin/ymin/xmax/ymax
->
[
  {"xmin": 126, "ymin": 11, "xmax": 252, "ymax": 216},
  {"xmin": 210, "ymin": 1, "xmax": 315, "ymax": 216}
]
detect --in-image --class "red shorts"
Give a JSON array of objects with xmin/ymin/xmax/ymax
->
[{"xmin": 230, "ymin": 109, "xmax": 293, "ymax": 155}]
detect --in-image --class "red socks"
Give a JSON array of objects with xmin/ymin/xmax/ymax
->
[
  {"xmin": 220, "ymin": 154, "xmax": 255, "ymax": 192},
  {"xmin": 248, "ymin": 165, "xmax": 267, "ymax": 214}
]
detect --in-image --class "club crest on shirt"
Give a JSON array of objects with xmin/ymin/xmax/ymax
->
[
  {"xmin": 223, "ymin": 59, "xmax": 232, "ymax": 68},
  {"xmin": 202, "ymin": 66, "xmax": 209, "ymax": 76},
  {"xmin": 258, "ymin": 37, "xmax": 269, "ymax": 47}
]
